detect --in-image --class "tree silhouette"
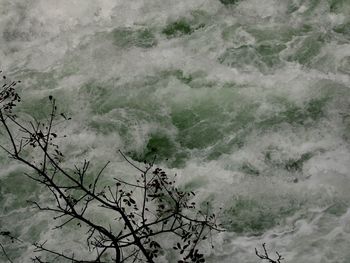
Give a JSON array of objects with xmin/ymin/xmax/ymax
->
[
  {"xmin": 0, "ymin": 73, "xmax": 223, "ymax": 263},
  {"xmin": 255, "ymin": 243, "xmax": 284, "ymax": 263}
]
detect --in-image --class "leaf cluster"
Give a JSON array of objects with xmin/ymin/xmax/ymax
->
[{"xmin": 0, "ymin": 74, "xmax": 224, "ymax": 263}]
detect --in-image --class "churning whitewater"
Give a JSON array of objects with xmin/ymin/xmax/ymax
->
[{"xmin": 1, "ymin": 0, "xmax": 350, "ymax": 262}]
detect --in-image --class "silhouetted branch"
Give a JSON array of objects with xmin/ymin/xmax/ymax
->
[
  {"xmin": 255, "ymin": 243, "xmax": 284, "ymax": 263},
  {"xmin": 0, "ymin": 73, "xmax": 224, "ymax": 262},
  {"xmin": 0, "ymin": 243, "xmax": 14, "ymax": 263},
  {"xmin": 0, "ymin": 230, "xmax": 23, "ymax": 263}
]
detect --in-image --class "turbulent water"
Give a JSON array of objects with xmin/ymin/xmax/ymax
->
[{"xmin": 1, "ymin": 0, "xmax": 350, "ymax": 262}]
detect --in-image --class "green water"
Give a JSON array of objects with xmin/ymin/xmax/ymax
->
[{"xmin": 1, "ymin": 0, "xmax": 350, "ymax": 262}]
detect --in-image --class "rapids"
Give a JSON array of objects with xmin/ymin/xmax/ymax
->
[{"xmin": 1, "ymin": 0, "xmax": 350, "ymax": 262}]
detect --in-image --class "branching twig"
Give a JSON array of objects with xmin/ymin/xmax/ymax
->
[
  {"xmin": 0, "ymin": 75, "xmax": 224, "ymax": 263},
  {"xmin": 255, "ymin": 243, "xmax": 284, "ymax": 263}
]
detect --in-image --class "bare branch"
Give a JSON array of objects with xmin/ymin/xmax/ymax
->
[
  {"xmin": 0, "ymin": 80, "xmax": 223, "ymax": 263},
  {"xmin": 255, "ymin": 243, "xmax": 284, "ymax": 263},
  {"xmin": 0, "ymin": 243, "xmax": 14, "ymax": 263}
]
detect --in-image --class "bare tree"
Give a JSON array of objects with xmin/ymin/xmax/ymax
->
[
  {"xmin": 255, "ymin": 243, "xmax": 284, "ymax": 263},
  {"xmin": 0, "ymin": 73, "xmax": 223, "ymax": 263}
]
